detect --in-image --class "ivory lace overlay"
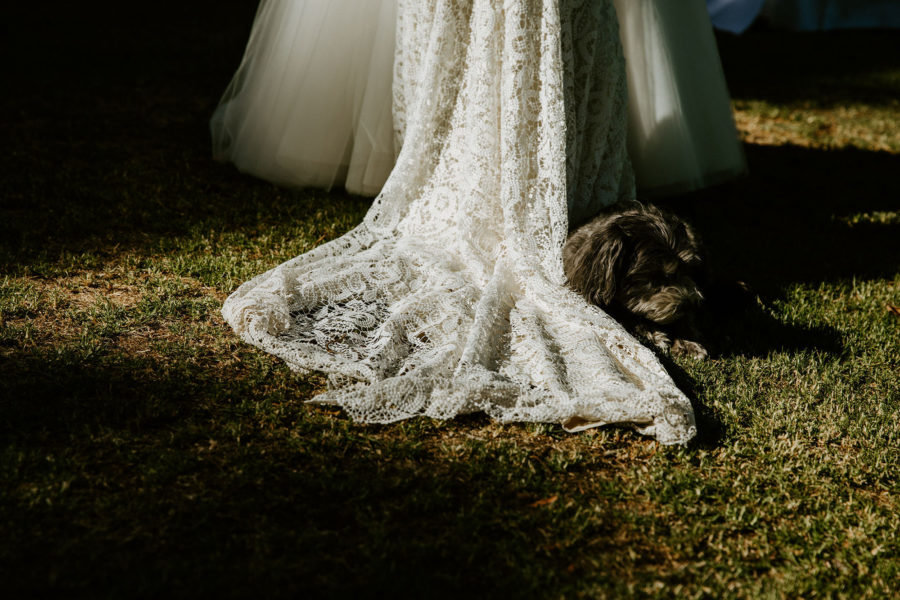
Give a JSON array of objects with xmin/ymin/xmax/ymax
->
[{"xmin": 222, "ymin": 0, "xmax": 697, "ymax": 445}]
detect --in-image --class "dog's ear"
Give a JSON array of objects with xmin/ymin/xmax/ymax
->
[
  {"xmin": 564, "ymin": 220, "xmax": 626, "ymax": 307},
  {"xmin": 591, "ymin": 224, "xmax": 626, "ymax": 306}
]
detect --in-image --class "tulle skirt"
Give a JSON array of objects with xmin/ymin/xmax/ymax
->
[
  {"xmin": 613, "ymin": 0, "xmax": 747, "ymax": 196},
  {"xmin": 212, "ymin": 0, "xmax": 746, "ymax": 198},
  {"xmin": 211, "ymin": 0, "xmax": 397, "ymax": 196}
]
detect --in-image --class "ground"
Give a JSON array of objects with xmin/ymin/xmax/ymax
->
[{"xmin": 1, "ymin": 1, "xmax": 899, "ymax": 597}]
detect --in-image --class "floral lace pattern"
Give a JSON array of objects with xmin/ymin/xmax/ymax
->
[{"xmin": 222, "ymin": 0, "xmax": 697, "ymax": 445}]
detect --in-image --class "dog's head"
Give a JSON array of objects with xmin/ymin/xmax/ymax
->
[{"xmin": 564, "ymin": 203, "xmax": 705, "ymax": 324}]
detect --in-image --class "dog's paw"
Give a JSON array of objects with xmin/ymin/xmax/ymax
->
[
  {"xmin": 671, "ymin": 338, "xmax": 708, "ymax": 360},
  {"xmin": 641, "ymin": 329, "xmax": 671, "ymax": 352}
]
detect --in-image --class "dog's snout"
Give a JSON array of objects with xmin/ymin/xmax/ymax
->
[{"xmin": 673, "ymin": 277, "xmax": 703, "ymax": 306}]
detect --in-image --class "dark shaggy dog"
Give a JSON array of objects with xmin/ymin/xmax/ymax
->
[{"xmin": 563, "ymin": 201, "xmax": 708, "ymax": 359}]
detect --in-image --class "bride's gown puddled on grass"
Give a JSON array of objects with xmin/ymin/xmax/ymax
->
[{"xmin": 217, "ymin": 0, "xmax": 746, "ymax": 445}]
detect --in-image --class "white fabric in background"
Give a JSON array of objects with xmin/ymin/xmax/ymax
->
[
  {"xmin": 220, "ymin": 0, "xmax": 697, "ymax": 445},
  {"xmin": 613, "ymin": 0, "xmax": 747, "ymax": 196},
  {"xmin": 211, "ymin": 0, "xmax": 398, "ymax": 196},
  {"xmin": 212, "ymin": 0, "xmax": 746, "ymax": 199}
]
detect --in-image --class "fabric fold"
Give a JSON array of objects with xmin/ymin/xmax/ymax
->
[{"xmin": 222, "ymin": 0, "xmax": 696, "ymax": 445}]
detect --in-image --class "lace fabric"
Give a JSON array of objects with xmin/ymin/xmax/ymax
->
[
  {"xmin": 211, "ymin": 0, "xmax": 747, "ymax": 201},
  {"xmin": 222, "ymin": 0, "xmax": 697, "ymax": 445}
]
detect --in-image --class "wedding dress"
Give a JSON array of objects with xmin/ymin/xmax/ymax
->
[
  {"xmin": 219, "ymin": 0, "xmax": 699, "ymax": 445},
  {"xmin": 211, "ymin": 0, "xmax": 397, "ymax": 196},
  {"xmin": 613, "ymin": 0, "xmax": 747, "ymax": 195},
  {"xmin": 212, "ymin": 0, "xmax": 746, "ymax": 198}
]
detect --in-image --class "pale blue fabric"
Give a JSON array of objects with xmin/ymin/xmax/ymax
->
[
  {"xmin": 706, "ymin": 0, "xmax": 765, "ymax": 33},
  {"xmin": 761, "ymin": 0, "xmax": 900, "ymax": 31}
]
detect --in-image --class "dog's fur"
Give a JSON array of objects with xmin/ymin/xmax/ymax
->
[{"xmin": 563, "ymin": 201, "xmax": 708, "ymax": 359}]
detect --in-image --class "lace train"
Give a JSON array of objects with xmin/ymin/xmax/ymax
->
[{"xmin": 222, "ymin": 0, "xmax": 697, "ymax": 445}]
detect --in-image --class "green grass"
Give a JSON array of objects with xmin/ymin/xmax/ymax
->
[{"xmin": 2, "ymin": 4, "xmax": 899, "ymax": 598}]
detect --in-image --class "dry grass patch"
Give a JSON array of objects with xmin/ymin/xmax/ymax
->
[{"xmin": 734, "ymin": 101, "xmax": 900, "ymax": 152}]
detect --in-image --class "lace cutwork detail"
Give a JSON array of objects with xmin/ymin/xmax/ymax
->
[{"xmin": 222, "ymin": 0, "xmax": 696, "ymax": 445}]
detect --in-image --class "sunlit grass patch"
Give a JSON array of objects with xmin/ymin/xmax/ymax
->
[
  {"xmin": 734, "ymin": 100, "xmax": 900, "ymax": 152},
  {"xmin": 836, "ymin": 210, "xmax": 900, "ymax": 227}
]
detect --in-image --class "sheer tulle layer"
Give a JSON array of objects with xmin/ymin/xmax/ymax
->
[
  {"xmin": 212, "ymin": 0, "xmax": 745, "ymax": 198},
  {"xmin": 222, "ymin": 0, "xmax": 696, "ymax": 444},
  {"xmin": 613, "ymin": 0, "xmax": 747, "ymax": 196},
  {"xmin": 211, "ymin": 0, "xmax": 397, "ymax": 196}
]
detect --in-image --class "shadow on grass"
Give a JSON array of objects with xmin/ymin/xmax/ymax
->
[
  {"xmin": 658, "ymin": 302, "xmax": 844, "ymax": 449},
  {"xmin": 706, "ymin": 298, "xmax": 843, "ymax": 360},
  {"xmin": 0, "ymin": 348, "xmax": 633, "ymax": 599},
  {"xmin": 716, "ymin": 27, "xmax": 900, "ymax": 107},
  {"xmin": 2, "ymin": 0, "xmax": 371, "ymax": 271},
  {"xmin": 667, "ymin": 143, "xmax": 899, "ymax": 293}
]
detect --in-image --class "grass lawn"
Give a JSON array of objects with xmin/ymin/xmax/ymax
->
[{"xmin": 2, "ymin": 2, "xmax": 899, "ymax": 597}]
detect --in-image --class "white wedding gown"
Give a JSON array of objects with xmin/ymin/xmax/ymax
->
[
  {"xmin": 218, "ymin": 0, "xmax": 720, "ymax": 445},
  {"xmin": 213, "ymin": 0, "xmax": 746, "ymax": 199}
]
